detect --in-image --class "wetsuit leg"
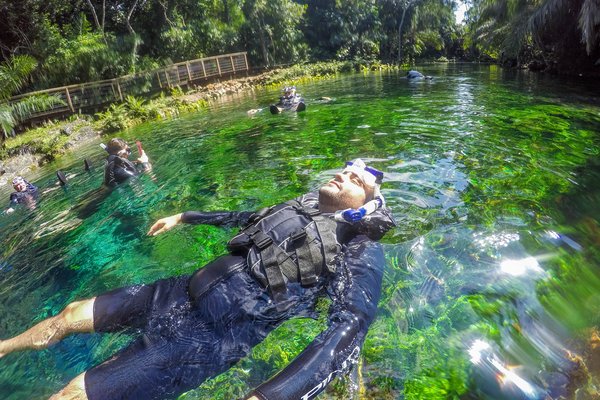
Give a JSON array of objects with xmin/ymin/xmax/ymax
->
[
  {"xmin": 86, "ymin": 258, "xmax": 283, "ymax": 400},
  {"xmin": 93, "ymin": 275, "xmax": 190, "ymax": 332}
]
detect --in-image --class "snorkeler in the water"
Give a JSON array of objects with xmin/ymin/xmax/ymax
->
[
  {"xmin": 0, "ymin": 159, "xmax": 395, "ymax": 400},
  {"xmin": 4, "ymin": 176, "xmax": 39, "ymax": 214},
  {"xmin": 103, "ymin": 138, "xmax": 152, "ymax": 188}
]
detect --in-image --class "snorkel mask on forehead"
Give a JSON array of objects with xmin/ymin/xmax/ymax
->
[
  {"xmin": 343, "ymin": 159, "xmax": 384, "ymax": 188},
  {"xmin": 335, "ymin": 159, "xmax": 386, "ymax": 223},
  {"xmin": 12, "ymin": 176, "xmax": 26, "ymax": 186}
]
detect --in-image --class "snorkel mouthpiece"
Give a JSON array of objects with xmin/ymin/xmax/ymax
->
[{"xmin": 334, "ymin": 159, "xmax": 385, "ymax": 223}]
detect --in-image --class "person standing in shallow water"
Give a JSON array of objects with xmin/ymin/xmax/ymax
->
[
  {"xmin": 4, "ymin": 176, "xmax": 39, "ymax": 214},
  {"xmin": 103, "ymin": 138, "xmax": 152, "ymax": 188},
  {"xmin": 0, "ymin": 159, "xmax": 396, "ymax": 400}
]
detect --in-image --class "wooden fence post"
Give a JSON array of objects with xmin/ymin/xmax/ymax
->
[
  {"xmin": 217, "ymin": 57, "xmax": 222, "ymax": 76},
  {"xmin": 157, "ymin": 71, "xmax": 163, "ymax": 88},
  {"xmin": 201, "ymin": 60, "xmax": 206, "ymax": 77},
  {"xmin": 186, "ymin": 62, "xmax": 192, "ymax": 82},
  {"xmin": 116, "ymin": 79, "xmax": 124, "ymax": 101},
  {"xmin": 65, "ymin": 88, "xmax": 75, "ymax": 113},
  {"xmin": 164, "ymin": 68, "xmax": 172, "ymax": 87},
  {"xmin": 230, "ymin": 56, "xmax": 236, "ymax": 73}
]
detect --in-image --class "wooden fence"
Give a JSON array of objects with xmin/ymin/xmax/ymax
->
[{"xmin": 9, "ymin": 52, "xmax": 248, "ymax": 122}]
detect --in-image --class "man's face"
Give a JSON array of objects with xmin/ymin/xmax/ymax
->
[
  {"xmin": 318, "ymin": 171, "xmax": 373, "ymax": 212},
  {"xmin": 13, "ymin": 181, "xmax": 26, "ymax": 192},
  {"xmin": 118, "ymin": 146, "xmax": 132, "ymax": 158}
]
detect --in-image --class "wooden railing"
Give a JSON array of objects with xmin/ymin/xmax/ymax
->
[{"xmin": 9, "ymin": 52, "xmax": 248, "ymax": 122}]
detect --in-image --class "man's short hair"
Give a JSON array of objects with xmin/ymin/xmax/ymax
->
[{"xmin": 106, "ymin": 138, "xmax": 129, "ymax": 155}]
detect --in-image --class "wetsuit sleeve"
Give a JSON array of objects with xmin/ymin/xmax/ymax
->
[
  {"xmin": 111, "ymin": 165, "xmax": 138, "ymax": 185},
  {"xmin": 356, "ymin": 206, "xmax": 397, "ymax": 241},
  {"xmin": 250, "ymin": 236, "xmax": 385, "ymax": 400},
  {"xmin": 180, "ymin": 211, "xmax": 254, "ymax": 228},
  {"xmin": 8, "ymin": 192, "xmax": 19, "ymax": 207},
  {"xmin": 27, "ymin": 184, "xmax": 39, "ymax": 199}
]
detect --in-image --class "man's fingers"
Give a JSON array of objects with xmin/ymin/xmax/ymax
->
[
  {"xmin": 147, "ymin": 221, "xmax": 165, "ymax": 236},
  {"xmin": 151, "ymin": 227, "xmax": 164, "ymax": 236}
]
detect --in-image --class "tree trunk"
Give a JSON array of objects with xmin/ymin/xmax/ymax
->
[
  {"xmin": 126, "ymin": 0, "xmax": 140, "ymax": 72},
  {"xmin": 397, "ymin": 4, "xmax": 409, "ymax": 63},
  {"xmin": 101, "ymin": 0, "xmax": 106, "ymax": 32},
  {"xmin": 222, "ymin": 0, "xmax": 231, "ymax": 24},
  {"xmin": 85, "ymin": 0, "xmax": 103, "ymax": 32},
  {"xmin": 258, "ymin": 18, "xmax": 270, "ymax": 67}
]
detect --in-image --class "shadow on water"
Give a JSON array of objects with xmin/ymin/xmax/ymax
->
[{"xmin": 0, "ymin": 64, "xmax": 600, "ymax": 399}]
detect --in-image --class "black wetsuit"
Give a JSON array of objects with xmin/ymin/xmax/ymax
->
[
  {"xmin": 85, "ymin": 192, "xmax": 396, "ymax": 400},
  {"xmin": 8, "ymin": 181, "xmax": 38, "ymax": 210},
  {"xmin": 103, "ymin": 155, "xmax": 148, "ymax": 187}
]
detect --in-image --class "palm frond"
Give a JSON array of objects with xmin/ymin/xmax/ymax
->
[
  {"xmin": 0, "ymin": 55, "xmax": 38, "ymax": 100},
  {"xmin": 503, "ymin": 7, "xmax": 533, "ymax": 57},
  {"xmin": 9, "ymin": 94, "xmax": 65, "ymax": 123},
  {"xmin": 528, "ymin": 0, "xmax": 570, "ymax": 35},
  {"xmin": 0, "ymin": 104, "xmax": 17, "ymax": 135},
  {"xmin": 579, "ymin": 0, "xmax": 600, "ymax": 54}
]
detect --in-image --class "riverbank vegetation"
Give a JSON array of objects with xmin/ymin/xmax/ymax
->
[
  {"xmin": 1, "ymin": 0, "xmax": 598, "ymax": 92},
  {"xmin": 463, "ymin": 0, "xmax": 600, "ymax": 75}
]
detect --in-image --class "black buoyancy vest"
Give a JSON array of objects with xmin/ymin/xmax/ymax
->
[{"xmin": 227, "ymin": 200, "xmax": 341, "ymax": 305}]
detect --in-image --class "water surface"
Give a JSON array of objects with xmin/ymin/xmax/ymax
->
[{"xmin": 1, "ymin": 64, "xmax": 600, "ymax": 399}]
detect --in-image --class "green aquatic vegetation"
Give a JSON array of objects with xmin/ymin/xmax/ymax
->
[
  {"xmin": 178, "ymin": 298, "xmax": 330, "ymax": 400},
  {"xmin": 2, "ymin": 66, "xmax": 600, "ymax": 399}
]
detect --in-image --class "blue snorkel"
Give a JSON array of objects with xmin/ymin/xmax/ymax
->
[{"xmin": 334, "ymin": 159, "xmax": 385, "ymax": 223}]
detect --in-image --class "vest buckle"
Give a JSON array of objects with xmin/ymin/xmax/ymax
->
[
  {"xmin": 245, "ymin": 226, "xmax": 273, "ymax": 250},
  {"xmin": 290, "ymin": 228, "xmax": 307, "ymax": 242}
]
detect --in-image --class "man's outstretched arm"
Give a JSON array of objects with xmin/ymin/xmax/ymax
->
[
  {"xmin": 148, "ymin": 210, "xmax": 254, "ymax": 236},
  {"xmin": 248, "ymin": 236, "xmax": 386, "ymax": 400}
]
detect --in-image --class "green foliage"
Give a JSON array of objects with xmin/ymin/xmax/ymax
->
[
  {"xmin": 302, "ymin": 0, "xmax": 382, "ymax": 61},
  {"xmin": 262, "ymin": 60, "xmax": 399, "ymax": 89},
  {"xmin": 0, "ymin": 117, "xmax": 91, "ymax": 160},
  {"xmin": 95, "ymin": 91, "xmax": 208, "ymax": 134},
  {"xmin": 464, "ymin": 0, "xmax": 600, "ymax": 70},
  {"xmin": 241, "ymin": 0, "xmax": 309, "ymax": 66},
  {"xmin": 34, "ymin": 17, "xmax": 129, "ymax": 88},
  {"xmin": 0, "ymin": 55, "xmax": 38, "ymax": 100},
  {"xmin": 0, "ymin": 55, "xmax": 65, "ymax": 137}
]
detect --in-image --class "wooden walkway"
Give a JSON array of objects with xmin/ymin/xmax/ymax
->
[{"xmin": 9, "ymin": 52, "xmax": 248, "ymax": 122}]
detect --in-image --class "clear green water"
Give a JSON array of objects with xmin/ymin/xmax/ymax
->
[{"xmin": 1, "ymin": 64, "xmax": 600, "ymax": 399}]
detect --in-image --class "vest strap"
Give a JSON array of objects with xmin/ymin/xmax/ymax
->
[
  {"xmin": 294, "ymin": 228, "xmax": 322, "ymax": 285},
  {"xmin": 260, "ymin": 243, "xmax": 299, "ymax": 310},
  {"xmin": 311, "ymin": 214, "xmax": 340, "ymax": 273}
]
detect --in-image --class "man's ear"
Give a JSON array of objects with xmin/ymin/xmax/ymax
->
[{"xmin": 365, "ymin": 186, "xmax": 375, "ymax": 203}]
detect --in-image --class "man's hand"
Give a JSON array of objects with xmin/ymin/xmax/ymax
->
[
  {"xmin": 147, "ymin": 213, "xmax": 183, "ymax": 236},
  {"xmin": 136, "ymin": 150, "xmax": 149, "ymax": 164},
  {"xmin": 245, "ymin": 396, "xmax": 259, "ymax": 400},
  {"xmin": 4, "ymin": 207, "xmax": 14, "ymax": 214}
]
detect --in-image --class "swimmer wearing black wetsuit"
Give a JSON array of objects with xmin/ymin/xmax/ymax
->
[
  {"xmin": 0, "ymin": 159, "xmax": 395, "ymax": 400},
  {"xmin": 5, "ymin": 176, "xmax": 38, "ymax": 213},
  {"xmin": 103, "ymin": 138, "xmax": 152, "ymax": 187}
]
